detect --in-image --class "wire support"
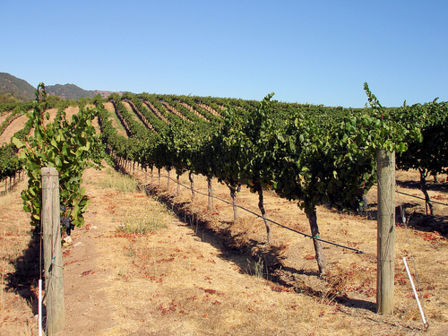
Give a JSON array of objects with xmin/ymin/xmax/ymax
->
[
  {"xmin": 153, "ymin": 173, "xmax": 366, "ymax": 254},
  {"xmin": 396, "ymin": 190, "xmax": 448, "ymax": 207}
]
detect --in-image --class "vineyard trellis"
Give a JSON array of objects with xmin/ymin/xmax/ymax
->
[{"xmin": 1, "ymin": 82, "xmax": 447, "ymax": 320}]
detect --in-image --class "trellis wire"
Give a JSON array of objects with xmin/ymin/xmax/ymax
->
[
  {"xmin": 396, "ymin": 190, "xmax": 448, "ymax": 207},
  {"xmin": 156, "ymin": 173, "xmax": 365, "ymax": 254}
]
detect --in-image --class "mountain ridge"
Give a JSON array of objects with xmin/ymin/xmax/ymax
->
[{"xmin": 0, "ymin": 72, "xmax": 122, "ymax": 101}]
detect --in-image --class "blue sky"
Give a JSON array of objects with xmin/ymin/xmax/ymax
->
[{"xmin": 2, "ymin": 0, "xmax": 447, "ymax": 107}]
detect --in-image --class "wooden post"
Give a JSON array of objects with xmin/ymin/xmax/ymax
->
[
  {"xmin": 41, "ymin": 167, "xmax": 65, "ymax": 334},
  {"xmin": 376, "ymin": 150, "xmax": 395, "ymax": 315}
]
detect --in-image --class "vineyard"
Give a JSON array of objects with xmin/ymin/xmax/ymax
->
[{"xmin": 1, "ymin": 85, "xmax": 448, "ymax": 335}]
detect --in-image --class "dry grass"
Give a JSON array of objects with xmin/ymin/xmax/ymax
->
[
  {"xmin": 3, "ymin": 164, "xmax": 448, "ymax": 335},
  {"xmin": 127, "ymin": 165, "xmax": 448, "ymax": 335},
  {"xmin": 88, "ymin": 167, "xmax": 138, "ymax": 192}
]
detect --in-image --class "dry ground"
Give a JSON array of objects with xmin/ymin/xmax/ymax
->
[
  {"xmin": 1, "ymin": 106, "xmax": 448, "ymax": 335},
  {"xmin": 0, "ymin": 113, "xmax": 28, "ymax": 144}
]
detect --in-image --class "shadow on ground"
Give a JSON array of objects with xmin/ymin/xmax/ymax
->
[
  {"xmin": 352, "ymin": 202, "xmax": 448, "ymax": 238},
  {"xmin": 141, "ymin": 182, "xmax": 377, "ymax": 313},
  {"xmin": 396, "ymin": 180, "xmax": 448, "ymax": 193},
  {"xmin": 5, "ymin": 226, "xmax": 43, "ymax": 316}
]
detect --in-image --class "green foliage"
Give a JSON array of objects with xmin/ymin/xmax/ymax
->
[
  {"xmin": 0, "ymin": 144, "xmax": 20, "ymax": 180},
  {"xmin": 12, "ymin": 83, "xmax": 104, "ymax": 228},
  {"xmin": 397, "ymin": 99, "xmax": 448, "ymax": 175},
  {"xmin": 363, "ymin": 82, "xmax": 422, "ymax": 152},
  {"xmin": 396, "ymin": 99, "xmax": 448, "ymax": 214}
]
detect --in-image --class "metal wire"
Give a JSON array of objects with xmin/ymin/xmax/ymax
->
[
  {"xmin": 146, "ymin": 171, "xmax": 366, "ymax": 254},
  {"xmin": 396, "ymin": 190, "xmax": 448, "ymax": 207}
]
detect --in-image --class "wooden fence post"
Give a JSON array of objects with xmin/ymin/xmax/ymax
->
[
  {"xmin": 376, "ymin": 150, "xmax": 395, "ymax": 315},
  {"xmin": 41, "ymin": 167, "xmax": 65, "ymax": 334}
]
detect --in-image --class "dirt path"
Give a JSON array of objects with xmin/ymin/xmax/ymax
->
[
  {"xmin": 0, "ymin": 113, "xmax": 28, "ymax": 144},
  {"xmin": 58, "ymin": 166, "xmax": 448, "ymax": 335}
]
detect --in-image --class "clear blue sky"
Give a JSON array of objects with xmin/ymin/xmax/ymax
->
[{"xmin": 2, "ymin": 0, "xmax": 447, "ymax": 107}]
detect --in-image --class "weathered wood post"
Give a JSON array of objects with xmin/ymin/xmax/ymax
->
[
  {"xmin": 41, "ymin": 167, "xmax": 65, "ymax": 334},
  {"xmin": 376, "ymin": 150, "xmax": 395, "ymax": 315}
]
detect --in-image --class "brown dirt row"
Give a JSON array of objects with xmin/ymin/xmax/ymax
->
[
  {"xmin": 0, "ymin": 113, "xmax": 28, "ymax": 144},
  {"xmin": 143, "ymin": 101, "xmax": 169, "ymax": 124},
  {"xmin": 178, "ymin": 102, "xmax": 208, "ymax": 121},
  {"xmin": 0, "ymin": 111, "xmax": 13, "ymax": 130},
  {"xmin": 103, "ymin": 102, "xmax": 128, "ymax": 137},
  {"xmin": 124, "ymin": 100, "xmax": 155, "ymax": 131},
  {"xmin": 197, "ymin": 103, "xmax": 221, "ymax": 117},
  {"xmin": 161, "ymin": 101, "xmax": 188, "ymax": 121}
]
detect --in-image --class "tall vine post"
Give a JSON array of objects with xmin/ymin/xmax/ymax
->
[
  {"xmin": 41, "ymin": 167, "xmax": 65, "ymax": 334},
  {"xmin": 376, "ymin": 149, "xmax": 396, "ymax": 315}
]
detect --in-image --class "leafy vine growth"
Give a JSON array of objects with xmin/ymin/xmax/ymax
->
[{"xmin": 12, "ymin": 83, "xmax": 104, "ymax": 231}]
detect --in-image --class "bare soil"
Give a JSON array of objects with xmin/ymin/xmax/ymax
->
[{"xmin": 0, "ymin": 113, "xmax": 28, "ymax": 144}]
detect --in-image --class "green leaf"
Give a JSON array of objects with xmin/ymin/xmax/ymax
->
[{"xmin": 11, "ymin": 137, "xmax": 25, "ymax": 149}]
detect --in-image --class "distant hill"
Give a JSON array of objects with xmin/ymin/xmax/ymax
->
[
  {"xmin": 0, "ymin": 72, "xmax": 35, "ymax": 101},
  {"xmin": 0, "ymin": 72, "xmax": 125, "ymax": 101},
  {"xmin": 46, "ymin": 83, "xmax": 97, "ymax": 100}
]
